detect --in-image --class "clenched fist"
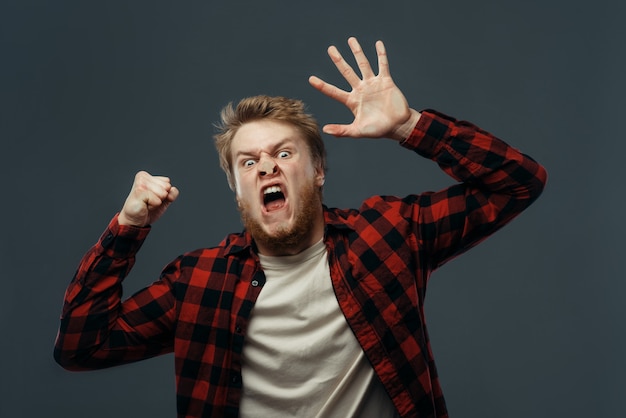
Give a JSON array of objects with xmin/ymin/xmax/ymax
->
[{"xmin": 118, "ymin": 171, "xmax": 180, "ymax": 227}]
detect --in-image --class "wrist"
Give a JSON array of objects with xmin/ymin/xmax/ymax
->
[
  {"xmin": 390, "ymin": 109, "xmax": 422, "ymax": 141},
  {"xmin": 118, "ymin": 211, "xmax": 147, "ymax": 228}
]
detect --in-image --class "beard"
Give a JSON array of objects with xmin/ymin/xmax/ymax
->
[{"xmin": 238, "ymin": 182, "xmax": 323, "ymax": 255}]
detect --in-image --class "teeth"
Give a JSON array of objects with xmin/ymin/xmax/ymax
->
[{"xmin": 264, "ymin": 186, "xmax": 282, "ymax": 195}]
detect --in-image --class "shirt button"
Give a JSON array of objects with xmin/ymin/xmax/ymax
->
[
  {"xmin": 251, "ymin": 280, "xmax": 259, "ymax": 287},
  {"xmin": 102, "ymin": 233, "xmax": 114, "ymax": 246},
  {"xmin": 235, "ymin": 325, "xmax": 242, "ymax": 333}
]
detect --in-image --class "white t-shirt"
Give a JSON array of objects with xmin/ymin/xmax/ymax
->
[{"xmin": 239, "ymin": 239, "xmax": 399, "ymax": 418}]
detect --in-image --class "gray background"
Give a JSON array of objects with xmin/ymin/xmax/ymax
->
[{"xmin": 2, "ymin": 0, "xmax": 624, "ymax": 417}]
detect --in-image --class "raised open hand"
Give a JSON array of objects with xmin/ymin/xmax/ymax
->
[{"xmin": 309, "ymin": 37, "xmax": 420, "ymax": 141}]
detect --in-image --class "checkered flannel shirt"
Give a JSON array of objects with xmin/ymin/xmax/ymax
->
[{"xmin": 55, "ymin": 110, "xmax": 547, "ymax": 417}]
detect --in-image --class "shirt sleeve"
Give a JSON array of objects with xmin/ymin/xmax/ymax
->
[
  {"xmin": 54, "ymin": 214, "xmax": 178, "ymax": 370},
  {"xmin": 400, "ymin": 109, "xmax": 548, "ymax": 270}
]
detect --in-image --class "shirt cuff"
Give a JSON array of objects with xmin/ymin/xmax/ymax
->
[
  {"xmin": 400, "ymin": 109, "xmax": 456, "ymax": 159},
  {"xmin": 97, "ymin": 213, "xmax": 151, "ymax": 259}
]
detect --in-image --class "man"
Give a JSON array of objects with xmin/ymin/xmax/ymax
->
[{"xmin": 55, "ymin": 38, "xmax": 547, "ymax": 418}]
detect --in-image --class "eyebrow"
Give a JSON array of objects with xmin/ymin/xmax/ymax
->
[{"xmin": 233, "ymin": 139, "xmax": 294, "ymax": 160}]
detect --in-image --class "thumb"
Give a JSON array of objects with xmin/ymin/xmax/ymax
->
[{"xmin": 323, "ymin": 123, "xmax": 353, "ymax": 137}]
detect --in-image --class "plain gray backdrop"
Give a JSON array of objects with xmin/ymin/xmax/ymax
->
[{"xmin": 2, "ymin": 0, "xmax": 624, "ymax": 417}]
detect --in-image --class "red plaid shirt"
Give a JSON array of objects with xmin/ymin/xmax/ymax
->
[{"xmin": 55, "ymin": 110, "xmax": 547, "ymax": 417}]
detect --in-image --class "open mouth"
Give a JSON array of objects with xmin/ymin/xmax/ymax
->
[{"xmin": 263, "ymin": 185, "xmax": 286, "ymax": 211}]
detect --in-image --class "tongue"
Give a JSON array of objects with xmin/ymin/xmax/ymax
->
[{"xmin": 266, "ymin": 198, "xmax": 285, "ymax": 211}]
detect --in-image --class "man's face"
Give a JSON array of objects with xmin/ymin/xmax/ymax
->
[{"xmin": 231, "ymin": 119, "xmax": 325, "ymax": 256}]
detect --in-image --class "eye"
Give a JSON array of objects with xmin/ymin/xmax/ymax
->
[
  {"xmin": 243, "ymin": 159, "xmax": 256, "ymax": 167},
  {"xmin": 278, "ymin": 151, "xmax": 291, "ymax": 159}
]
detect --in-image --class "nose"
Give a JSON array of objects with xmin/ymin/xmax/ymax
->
[{"xmin": 258, "ymin": 158, "xmax": 278, "ymax": 176}]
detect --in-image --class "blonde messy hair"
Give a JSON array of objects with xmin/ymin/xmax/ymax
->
[{"xmin": 213, "ymin": 95, "xmax": 327, "ymax": 191}]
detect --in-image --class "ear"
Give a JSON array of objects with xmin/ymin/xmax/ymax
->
[{"xmin": 314, "ymin": 166, "xmax": 325, "ymax": 187}]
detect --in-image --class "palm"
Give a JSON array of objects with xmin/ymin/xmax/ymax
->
[
  {"xmin": 348, "ymin": 80, "xmax": 409, "ymax": 138},
  {"xmin": 309, "ymin": 38, "xmax": 412, "ymax": 140}
]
